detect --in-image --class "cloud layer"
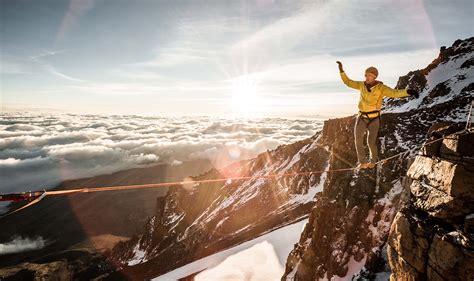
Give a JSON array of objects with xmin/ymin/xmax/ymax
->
[
  {"xmin": 0, "ymin": 236, "xmax": 46, "ymax": 255},
  {"xmin": 0, "ymin": 112, "xmax": 322, "ymax": 194}
]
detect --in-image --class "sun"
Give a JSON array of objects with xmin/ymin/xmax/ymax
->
[{"xmin": 229, "ymin": 76, "xmax": 265, "ymax": 116}]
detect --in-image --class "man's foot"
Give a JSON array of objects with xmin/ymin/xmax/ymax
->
[
  {"xmin": 356, "ymin": 162, "xmax": 370, "ymax": 169},
  {"xmin": 366, "ymin": 162, "xmax": 376, "ymax": 169}
]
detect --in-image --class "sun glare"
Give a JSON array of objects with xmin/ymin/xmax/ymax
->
[{"xmin": 229, "ymin": 76, "xmax": 265, "ymax": 116}]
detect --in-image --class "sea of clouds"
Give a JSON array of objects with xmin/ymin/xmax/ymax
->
[{"xmin": 0, "ymin": 112, "xmax": 322, "ymax": 196}]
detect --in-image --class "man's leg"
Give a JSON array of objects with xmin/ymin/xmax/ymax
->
[
  {"xmin": 367, "ymin": 117, "xmax": 380, "ymax": 164},
  {"xmin": 354, "ymin": 116, "xmax": 368, "ymax": 164}
]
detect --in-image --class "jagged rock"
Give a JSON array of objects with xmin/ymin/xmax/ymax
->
[
  {"xmin": 407, "ymin": 156, "xmax": 474, "ymax": 202},
  {"xmin": 387, "ymin": 244, "xmax": 424, "ymax": 281},
  {"xmin": 0, "ymin": 261, "xmax": 71, "ymax": 281},
  {"xmin": 440, "ymin": 132, "xmax": 474, "ymax": 161},
  {"xmin": 388, "ymin": 212, "xmax": 431, "ymax": 274},
  {"xmin": 410, "ymin": 179, "xmax": 467, "ymax": 220},
  {"xmin": 427, "ymin": 233, "xmax": 474, "ymax": 280},
  {"xmin": 387, "ymin": 123, "xmax": 474, "ymax": 280}
]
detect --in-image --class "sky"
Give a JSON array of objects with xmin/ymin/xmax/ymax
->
[{"xmin": 1, "ymin": 0, "xmax": 473, "ymax": 117}]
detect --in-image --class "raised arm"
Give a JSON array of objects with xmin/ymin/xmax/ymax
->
[{"xmin": 337, "ymin": 61, "xmax": 361, "ymax": 90}]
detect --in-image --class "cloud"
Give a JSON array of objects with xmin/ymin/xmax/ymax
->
[
  {"xmin": 0, "ymin": 112, "xmax": 321, "ymax": 195},
  {"xmin": 43, "ymin": 64, "xmax": 85, "ymax": 82},
  {"xmin": 28, "ymin": 49, "xmax": 86, "ymax": 83},
  {"xmin": 231, "ymin": 1, "xmax": 338, "ymax": 55},
  {"xmin": 0, "ymin": 236, "xmax": 46, "ymax": 255}
]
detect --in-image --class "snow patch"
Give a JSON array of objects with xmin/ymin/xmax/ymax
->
[
  {"xmin": 154, "ymin": 219, "xmax": 308, "ymax": 280},
  {"xmin": 128, "ymin": 243, "xmax": 147, "ymax": 266},
  {"xmin": 287, "ymin": 160, "xmax": 329, "ymax": 205},
  {"xmin": 385, "ymin": 51, "xmax": 474, "ymax": 114},
  {"xmin": 194, "ymin": 241, "xmax": 283, "ymax": 281}
]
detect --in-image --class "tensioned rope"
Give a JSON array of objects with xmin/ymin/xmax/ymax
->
[{"xmin": 1, "ymin": 105, "xmax": 473, "ymax": 218}]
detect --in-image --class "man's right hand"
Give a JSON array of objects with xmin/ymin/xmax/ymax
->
[
  {"xmin": 336, "ymin": 61, "xmax": 343, "ymax": 73},
  {"xmin": 407, "ymin": 89, "xmax": 419, "ymax": 98}
]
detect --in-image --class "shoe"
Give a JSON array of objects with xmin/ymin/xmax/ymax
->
[
  {"xmin": 366, "ymin": 162, "xmax": 376, "ymax": 169},
  {"xmin": 356, "ymin": 162, "xmax": 370, "ymax": 169}
]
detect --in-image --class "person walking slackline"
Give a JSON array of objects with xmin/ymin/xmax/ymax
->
[{"xmin": 336, "ymin": 61, "xmax": 419, "ymax": 169}]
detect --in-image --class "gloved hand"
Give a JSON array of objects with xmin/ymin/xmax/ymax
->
[
  {"xmin": 336, "ymin": 61, "xmax": 344, "ymax": 73},
  {"xmin": 407, "ymin": 89, "xmax": 419, "ymax": 98}
]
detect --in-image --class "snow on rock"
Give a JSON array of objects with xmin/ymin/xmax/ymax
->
[
  {"xmin": 128, "ymin": 243, "xmax": 147, "ymax": 266},
  {"xmin": 385, "ymin": 37, "xmax": 474, "ymax": 115},
  {"xmin": 286, "ymin": 160, "xmax": 329, "ymax": 206}
]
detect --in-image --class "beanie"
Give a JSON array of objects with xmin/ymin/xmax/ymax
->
[{"xmin": 365, "ymin": 66, "xmax": 378, "ymax": 78}]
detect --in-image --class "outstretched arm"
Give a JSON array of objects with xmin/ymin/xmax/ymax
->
[
  {"xmin": 337, "ymin": 61, "xmax": 360, "ymax": 90},
  {"xmin": 382, "ymin": 84, "xmax": 410, "ymax": 98}
]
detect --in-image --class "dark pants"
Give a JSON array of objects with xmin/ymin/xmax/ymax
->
[{"xmin": 354, "ymin": 115, "xmax": 380, "ymax": 164}]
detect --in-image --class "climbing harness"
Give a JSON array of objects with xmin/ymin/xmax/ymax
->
[{"xmin": 358, "ymin": 110, "xmax": 381, "ymax": 123}]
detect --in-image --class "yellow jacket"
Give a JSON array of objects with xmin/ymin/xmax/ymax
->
[{"xmin": 340, "ymin": 71, "xmax": 409, "ymax": 118}]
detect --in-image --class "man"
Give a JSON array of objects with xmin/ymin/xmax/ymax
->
[{"xmin": 336, "ymin": 61, "xmax": 419, "ymax": 169}]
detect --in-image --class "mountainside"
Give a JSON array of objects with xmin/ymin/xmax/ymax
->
[
  {"xmin": 281, "ymin": 37, "xmax": 474, "ymax": 280},
  {"xmin": 110, "ymin": 124, "xmax": 330, "ymax": 279},
  {"xmin": 109, "ymin": 37, "xmax": 473, "ymax": 280}
]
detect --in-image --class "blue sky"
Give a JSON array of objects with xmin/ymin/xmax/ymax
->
[{"xmin": 1, "ymin": 0, "xmax": 472, "ymax": 117}]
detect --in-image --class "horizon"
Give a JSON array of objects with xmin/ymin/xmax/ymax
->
[{"xmin": 1, "ymin": 0, "xmax": 472, "ymax": 117}]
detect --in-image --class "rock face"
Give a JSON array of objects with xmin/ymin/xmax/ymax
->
[
  {"xmin": 110, "ymin": 130, "xmax": 331, "ymax": 279},
  {"xmin": 281, "ymin": 37, "xmax": 474, "ymax": 280},
  {"xmin": 107, "ymin": 37, "xmax": 473, "ymax": 280},
  {"xmin": 387, "ymin": 123, "xmax": 474, "ymax": 281},
  {"xmin": 280, "ymin": 114, "xmax": 415, "ymax": 280}
]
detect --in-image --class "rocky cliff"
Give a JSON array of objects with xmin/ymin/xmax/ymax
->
[
  {"xmin": 387, "ymin": 123, "xmax": 474, "ymax": 280},
  {"xmin": 281, "ymin": 37, "xmax": 473, "ymax": 280},
  {"xmin": 108, "ymin": 37, "xmax": 474, "ymax": 280}
]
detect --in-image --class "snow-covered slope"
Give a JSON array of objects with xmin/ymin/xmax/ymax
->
[
  {"xmin": 384, "ymin": 37, "xmax": 473, "ymax": 119},
  {"xmin": 154, "ymin": 218, "xmax": 308, "ymax": 280}
]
